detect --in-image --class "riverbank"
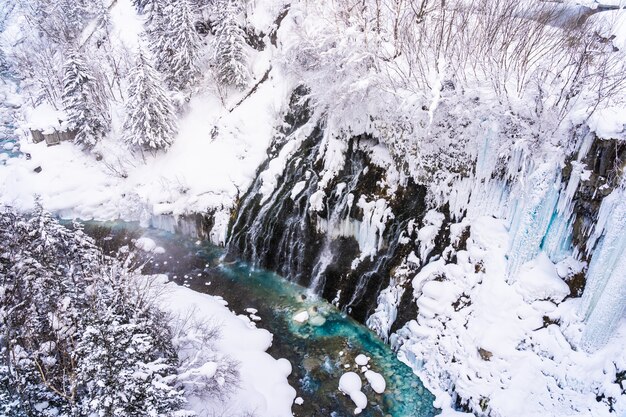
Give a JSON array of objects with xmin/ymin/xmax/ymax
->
[
  {"xmin": 92, "ymin": 223, "xmax": 440, "ymax": 417},
  {"xmin": 147, "ymin": 274, "xmax": 297, "ymax": 417}
]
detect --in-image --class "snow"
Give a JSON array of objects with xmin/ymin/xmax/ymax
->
[
  {"xmin": 292, "ymin": 310, "xmax": 309, "ymax": 323},
  {"xmin": 354, "ymin": 354, "xmax": 369, "ymax": 366},
  {"xmin": 417, "ymin": 210, "xmax": 445, "ymax": 262},
  {"xmin": 290, "ymin": 180, "xmax": 307, "ymax": 200},
  {"xmin": 308, "ymin": 189, "xmax": 326, "ymax": 212},
  {"xmin": 109, "ymin": 0, "xmax": 143, "ymax": 52},
  {"xmin": 25, "ymin": 104, "xmax": 68, "ymax": 134},
  {"xmin": 151, "ymin": 275, "xmax": 296, "ymax": 417},
  {"xmin": 587, "ymin": 107, "xmax": 626, "ymax": 140},
  {"xmin": 514, "ymin": 253, "xmax": 570, "ymax": 303},
  {"xmin": 363, "ymin": 370, "xmax": 386, "ymax": 394},
  {"xmin": 338, "ymin": 372, "xmax": 368, "ymax": 410},
  {"xmin": 390, "ymin": 216, "xmax": 626, "ymax": 417}
]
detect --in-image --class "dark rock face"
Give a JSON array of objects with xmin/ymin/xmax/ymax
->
[
  {"xmin": 221, "ymin": 89, "xmax": 623, "ymax": 329},
  {"xmin": 226, "ymin": 88, "xmax": 427, "ymax": 323},
  {"xmin": 569, "ymin": 136, "xmax": 626, "ymax": 255}
]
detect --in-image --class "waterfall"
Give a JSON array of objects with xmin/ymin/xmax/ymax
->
[
  {"xmin": 506, "ymin": 162, "xmax": 562, "ymax": 278},
  {"xmin": 225, "ymin": 85, "xmax": 625, "ymax": 352},
  {"xmin": 226, "ymin": 91, "xmax": 427, "ymax": 321}
]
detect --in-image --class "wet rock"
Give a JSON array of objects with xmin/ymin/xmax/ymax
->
[{"xmin": 478, "ymin": 347, "xmax": 493, "ymax": 361}]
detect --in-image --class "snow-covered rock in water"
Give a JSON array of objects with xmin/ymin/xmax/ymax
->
[
  {"xmin": 338, "ymin": 371, "xmax": 367, "ymax": 410},
  {"xmin": 364, "ymin": 370, "xmax": 386, "ymax": 394},
  {"xmin": 293, "ymin": 310, "xmax": 309, "ymax": 323},
  {"xmin": 354, "ymin": 354, "xmax": 369, "ymax": 366},
  {"xmin": 134, "ymin": 237, "xmax": 165, "ymax": 254}
]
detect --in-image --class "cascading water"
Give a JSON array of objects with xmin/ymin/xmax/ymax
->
[
  {"xmin": 227, "ymin": 90, "xmax": 427, "ymax": 322},
  {"xmin": 226, "ymin": 85, "xmax": 625, "ymax": 357}
]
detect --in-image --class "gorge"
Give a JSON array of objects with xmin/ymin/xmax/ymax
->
[{"xmin": 1, "ymin": 0, "xmax": 625, "ymax": 416}]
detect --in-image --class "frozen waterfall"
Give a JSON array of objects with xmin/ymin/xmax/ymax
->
[{"xmin": 579, "ymin": 185, "xmax": 626, "ymax": 351}]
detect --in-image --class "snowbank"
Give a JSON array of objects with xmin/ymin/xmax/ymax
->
[
  {"xmin": 152, "ymin": 275, "xmax": 296, "ymax": 417},
  {"xmin": 390, "ymin": 216, "xmax": 626, "ymax": 417}
]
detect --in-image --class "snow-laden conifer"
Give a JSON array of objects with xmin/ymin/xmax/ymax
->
[
  {"xmin": 213, "ymin": 0, "xmax": 249, "ymax": 89},
  {"xmin": 61, "ymin": 52, "xmax": 110, "ymax": 150},
  {"xmin": 152, "ymin": 0, "xmax": 201, "ymax": 91},
  {"xmin": 123, "ymin": 51, "xmax": 177, "ymax": 154}
]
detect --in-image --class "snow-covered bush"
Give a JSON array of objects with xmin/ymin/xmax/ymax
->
[{"xmin": 0, "ymin": 206, "xmax": 238, "ymax": 416}]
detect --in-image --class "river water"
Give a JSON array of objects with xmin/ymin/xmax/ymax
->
[{"xmin": 84, "ymin": 222, "xmax": 438, "ymax": 417}]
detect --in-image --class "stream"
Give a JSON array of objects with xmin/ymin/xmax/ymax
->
[{"xmin": 83, "ymin": 221, "xmax": 438, "ymax": 417}]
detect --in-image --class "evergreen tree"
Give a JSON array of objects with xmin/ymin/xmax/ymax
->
[
  {"xmin": 213, "ymin": 0, "xmax": 249, "ymax": 89},
  {"xmin": 123, "ymin": 52, "xmax": 177, "ymax": 153},
  {"xmin": 160, "ymin": 0, "xmax": 201, "ymax": 91},
  {"xmin": 144, "ymin": 0, "xmax": 200, "ymax": 91},
  {"xmin": 61, "ymin": 53, "xmax": 110, "ymax": 150}
]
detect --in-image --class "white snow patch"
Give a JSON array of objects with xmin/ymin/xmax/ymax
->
[
  {"xmin": 290, "ymin": 180, "xmax": 307, "ymax": 200},
  {"xmin": 338, "ymin": 372, "xmax": 367, "ymax": 410},
  {"xmin": 364, "ymin": 370, "xmax": 386, "ymax": 394}
]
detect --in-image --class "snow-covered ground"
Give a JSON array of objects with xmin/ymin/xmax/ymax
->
[
  {"xmin": 0, "ymin": 70, "xmax": 293, "ymax": 244},
  {"xmin": 0, "ymin": 0, "xmax": 294, "ymax": 245},
  {"xmin": 1, "ymin": 0, "xmax": 625, "ymax": 416},
  {"xmin": 151, "ymin": 275, "xmax": 296, "ymax": 417},
  {"xmin": 377, "ymin": 216, "xmax": 626, "ymax": 417}
]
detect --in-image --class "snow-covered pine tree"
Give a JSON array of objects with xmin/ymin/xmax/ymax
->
[
  {"xmin": 61, "ymin": 52, "xmax": 110, "ymax": 150},
  {"xmin": 123, "ymin": 51, "xmax": 177, "ymax": 154},
  {"xmin": 142, "ymin": 0, "xmax": 168, "ymax": 48},
  {"xmin": 213, "ymin": 0, "xmax": 249, "ymax": 89},
  {"xmin": 158, "ymin": 0, "xmax": 201, "ymax": 91}
]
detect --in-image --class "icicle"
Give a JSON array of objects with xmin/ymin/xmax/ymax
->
[
  {"xmin": 580, "ymin": 184, "xmax": 626, "ymax": 351},
  {"xmin": 541, "ymin": 162, "xmax": 590, "ymax": 262},
  {"xmin": 507, "ymin": 163, "xmax": 561, "ymax": 279}
]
